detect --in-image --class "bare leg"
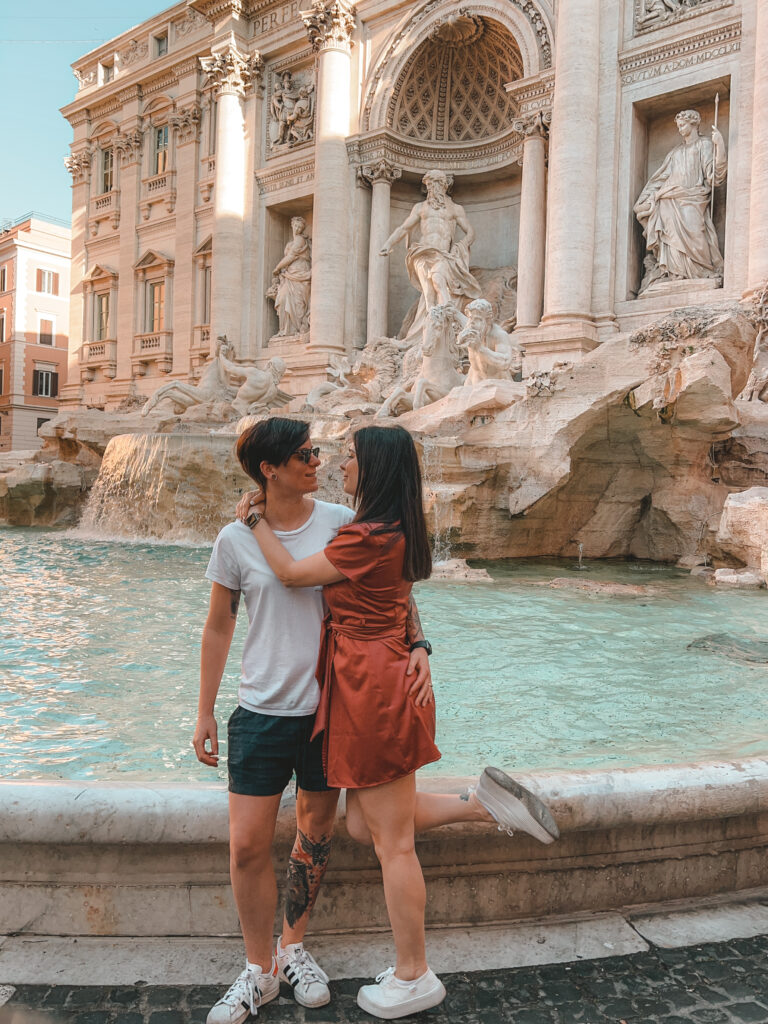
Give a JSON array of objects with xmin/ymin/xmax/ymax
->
[
  {"xmin": 229, "ymin": 792, "xmax": 282, "ymax": 968},
  {"xmin": 354, "ymin": 773, "xmax": 427, "ymax": 981},
  {"xmin": 281, "ymin": 788, "xmax": 340, "ymax": 946},
  {"xmin": 346, "ymin": 787, "xmax": 491, "ymax": 846}
]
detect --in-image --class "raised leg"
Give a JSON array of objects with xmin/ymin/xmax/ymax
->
[{"xmin": 346, "ymin": 787, "xmax": 489, "ymax": 846}]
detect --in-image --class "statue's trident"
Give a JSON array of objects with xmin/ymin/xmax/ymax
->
[{"xmin": 710, "ymin": 92, "xmax": 720, "ymax": 220}]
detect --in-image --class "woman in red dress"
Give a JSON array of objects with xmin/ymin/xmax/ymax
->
[{"xmin": 246, "ymin": 425, "xmax": 558, "ymax": 1019}]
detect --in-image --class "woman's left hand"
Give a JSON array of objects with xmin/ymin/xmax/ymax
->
[{"xmin": 407, "ymin": 648, "xmax": 433, "ymax": 706}]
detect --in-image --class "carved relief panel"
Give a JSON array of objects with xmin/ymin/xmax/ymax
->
[
  {"xmin": 634, "ymin": 0, "xmax": 734, "ymax": 35},
  {"xmin": 267, "ymin": 61, "xmax": 316, "ymax": 157}
]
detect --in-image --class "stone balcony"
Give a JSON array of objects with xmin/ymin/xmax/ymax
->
[
  {"xmin": 79, "ymin": 339, "xmax": 117, "ymax": 382},
  {"xmin": 88, "ymin": 190, "xmax": 120, "ymax": 235},
  {"xmin": 140, "ymin": 171, "xmax": 177, "ymax": 220},
  {"xmin": 190, "ymin": 325, "xmax": 211, "ymax": 373},
  {"xmin": 132, "ymin": 331, "xmax": 173, "ymax": 375},
  {"xmin": 199, "ymin": 156, "xmax": 215, "ymax": 204}
]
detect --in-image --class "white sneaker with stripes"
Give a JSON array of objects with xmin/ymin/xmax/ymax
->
[
  {"xmin": 276, "ymin": 939, "xmax": 331, "ymax": 1008},
  {"xmin": 206, "ymin": 962, "xmax": 279, "ymax": 1024}
]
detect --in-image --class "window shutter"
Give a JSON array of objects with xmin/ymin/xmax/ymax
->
[
  {"xmin": 51, "ymin": 372, "xmax": 59, "ymax": 398},
  {"xmin": 36, "ymin": 269, "xmax": 43, "ymax": 291},
  {"xmin": 52, "ymin": 273, "xmax": 60, "ymax": 296},
  {"xmin": 33, "ymin": 369, "xmax": 40, "ymax": 395}
]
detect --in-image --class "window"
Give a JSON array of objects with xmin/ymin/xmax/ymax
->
[
  {"xmin": 154, "ymin": 33, "xmax": 168, "ymax": 57},
  {"xmin": 102, "ymin": 62, "xmax": 114, "ymax": 83},
  {"xmin": 39, "ymin": 319, "xmax": 54, "ymax": 345},
  {"xmin": 37, "ymin": 417, "xmax": 51, "ymax": 433},
  {"xmin": 101, "ymin": 148, "xmax": 114, "ymax": 193},
  {"xmin": 147, "ymin": 281, "xmax": 165, "ymax": 332},
  {"xmin": 202, "ymin": 266, "xmax": 211, "ymax": 324},
  {"xmin": 95, "ymin": 293, "xmax": 110, "ymax": 340},
  {"xmin": 154, "ymin": 125, "xmax": 169, "ymax": 175},
  {"xmin": 0, "ymin": 313, "xmax": 4, "ymax": 344},
  {"xmin": 36, "ymin": 269, "xmax": 59, "ymax": 295},
  {"xmin": 32, "ymin": 369, "xmax": 58, "ymax": 398},
  {"xmin": 0, "ymin": 266, "xmax": 6, "ymax": 292},
  {"xmin": 0, "ymin": 367, "xmax": 4, "ymax": 394}
]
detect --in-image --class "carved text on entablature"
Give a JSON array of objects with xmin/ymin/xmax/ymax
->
[
  {"xmin": 255, "ymin": 157, "xmax": 315, "ymax": 195},
  {"xmin": 252, "ymin": 1, "xmax": 301, "ymax": 38},
  {"xmin": 620, "ymin": 20, "xmax": 741, "ymax": 85}
]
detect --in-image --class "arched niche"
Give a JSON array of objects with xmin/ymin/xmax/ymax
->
[{"xmin": 362, "ymin": 0, "xmax": 553, "ymax": 136}]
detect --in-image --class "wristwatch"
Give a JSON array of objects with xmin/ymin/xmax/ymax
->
[
  {"xmin": 409, "ymin": 639, "xmax": 432, "ymax": 656},
  {"xmin": 244, "ymin": 509, "xmax": 263, "ymax": 529}
]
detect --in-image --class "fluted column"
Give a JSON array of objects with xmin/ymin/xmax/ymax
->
[
  {"xmin": 748, "ymin": 1, "xmax": 768, "ymax": 294},
  {"xmin": 301, "ymin": 0, "xmax": 355, "ymax": 352},
  {"xmin": 513, "ymin": 111, "xmax": 550, "ymax": 330},
  {"xmin": 200, "ymin": 43, "xmax": 262, "ymax": 354},
  {"xmin": 360, "ymin": 159, "xmax": 401, "ymax": 341},
  {"xmin": 541, "ymin": 0, "xmax": 600, "ymax": 328}
]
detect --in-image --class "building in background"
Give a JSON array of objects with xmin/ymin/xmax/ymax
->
[
  {"xmin": 0, "ymin": 214, "xmax": 71, "ymax": 451},
  {"xmin": 60, "ymin": 0, "xmax": 765, "ymax": 411}
]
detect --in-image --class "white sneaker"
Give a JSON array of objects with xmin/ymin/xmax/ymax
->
[
  {"xmin": 474, "ymin": 766, "xmax": 560, "ymax": 844},
  {"xmin": 206, "ymin": 963, "xmax": 279, "ymax": 1024},
  {"xmin": 356, "ymin": 966, "xmax": 446, "ymax": 1020},
  {"xmin": 276, "ymin": 939, "xmax": 331, "ymax": 1008}
]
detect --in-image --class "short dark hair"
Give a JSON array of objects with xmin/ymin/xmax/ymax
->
[
  {"xmin": 236, "ymin": 417, "xmax": 310, "ymax": 489},
  {"xmin": 352, "ymin": 425, "xmax": 432, "ymax": 582}
]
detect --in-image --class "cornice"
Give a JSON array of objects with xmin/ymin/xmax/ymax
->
[
  {"xmin": 347, "ymin": 127, "xmax": 523, "ymax": 175},
  {"xmin": 620, "ymin": 18, "xmax": 741, "ymax": 84},
  {"xmin": 504, "ymin": 68, "xmax": 555, "ymax": 116},
  {"xmin": 255, "ymin": 156, "xmax": 315, "ymax": 194}
]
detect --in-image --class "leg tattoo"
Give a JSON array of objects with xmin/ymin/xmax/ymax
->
[{"xmin": 284, "ymin": 829, "xmax": 332, "ymax": 929}]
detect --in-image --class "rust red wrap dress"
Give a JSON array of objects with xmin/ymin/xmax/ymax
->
[{"xmin": 310, "ymin": 521, "xmax": 441, "ymax": 789}]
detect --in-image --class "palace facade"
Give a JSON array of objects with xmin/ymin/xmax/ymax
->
[{"xmin": 61, "ymin": 0, "xmax": 767, "ymax": 410}]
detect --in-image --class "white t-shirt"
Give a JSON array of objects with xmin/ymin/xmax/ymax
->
[{"xmin": 205, "ymin": 498, "xmax": 355, "ymax": 716}]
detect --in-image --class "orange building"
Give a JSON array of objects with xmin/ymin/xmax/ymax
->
[{"xmin": 0, "ymin": 214, "xmax": 71, "ymax": 452}]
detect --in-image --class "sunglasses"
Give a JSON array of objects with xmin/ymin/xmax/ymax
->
[{"xmin": 293, "ymin": 446, "xmax": 320, "ymax": 464}]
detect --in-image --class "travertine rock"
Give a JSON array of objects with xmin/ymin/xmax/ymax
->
[
  {"xmin": 715, "ymin": 487, "xmax": 768, "ymax": 576},
  {"xmin": 0, "ymin": 459, "xmax": 96, "ymax": 526},
  {"xmin": 712, "ymin": 567, "xmax": 765, "ymax": 588}
]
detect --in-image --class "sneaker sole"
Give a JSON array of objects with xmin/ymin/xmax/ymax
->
[
  {"xmin": 356, "ymin": 980, "xmax": 446, "ymax": 1020},
  {"xmin": 278, "ymin": 969, "xmax": 331, "ymax": 1008},
  {"xmin": 481, "ymin": 767, "xmax": 560, "ymax": 843}
]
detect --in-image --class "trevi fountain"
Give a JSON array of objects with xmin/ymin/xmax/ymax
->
[{"xmin": 1, "ymin": 0, "xmax": 767, "ymax": 946}]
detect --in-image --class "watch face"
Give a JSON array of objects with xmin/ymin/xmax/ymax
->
[{"xmin": 245, "ymin": 511, "xmax": 261, "ymax": 528}]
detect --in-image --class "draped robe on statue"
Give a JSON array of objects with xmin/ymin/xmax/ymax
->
[{"xmin": 634, "ymin": 135, "xmax": 727, "ymax": 285}]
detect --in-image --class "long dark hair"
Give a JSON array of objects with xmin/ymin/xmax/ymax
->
[{"xmin": 352, "ymin": 425, "xmax": 432, "ymax": 582}]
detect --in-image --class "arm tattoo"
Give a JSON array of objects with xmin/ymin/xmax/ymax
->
[
  {"xmin": 405, "ymin": 595, "xmax": 424, "ymax": 645},
  {"xmin": 228, "ymin": 588, "xmax": 241, "ymax": 620},
  {"xmin": 284, "ymin": 828, "xmax": 333, "ymax": 928}
]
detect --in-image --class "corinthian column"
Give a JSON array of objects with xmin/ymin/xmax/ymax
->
[
  {"xmin": 513, "ymin": 111, "xmax": 550, "ymax": 330},
  {"xmin": 540, "ymin": 0, "xmax": 600, "ymax": 343},
  {"xmin": 360, "ymin": 159, "xmax": 401, "ymax": 340},
  {"xmin": 301, "ymin": 0, "xmax": 355, "ymax": 352},
  {"xmin": 748, "ymin": 1, "xmax": 768, "ymax": 295},
  {"xmin": 200, "ymin": 43, "xmax": 262, "ymax": 353}
]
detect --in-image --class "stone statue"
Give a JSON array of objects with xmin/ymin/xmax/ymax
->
[
  {"xmin": 142, "ymin": 336, "xmax": 236, "ymax": 415},
  {"xmin": 267, "ymin": 216, "xmax": 312, "ymax": 337},
  {"xmin": 637, "ymin": 0, "xmax": 683, "ymax": 28},
  {"xmin": 634, "ymin": 109, "xmax": 727, "ymax": 294},
  {"xmin": 380, "ymin": 170, "xmax": 481, "ymax": 343},
  {"xmin": 287, "ymin": 85, "xmax": 315, "ymax": 145},
  {"xmin": 269, "ymin": 71, "xmax": 300, "ymax": 147},
  {"xmin": 227, "ymin": 356, "xmax": 293, "ymax": 417},
  {"xmin": 377, "ymin": 304, "xmax": 465, "ymax": 417},
  {"xmin": 457, "ymin": 299, "xmax": 523, "ymax": 385},
  {"xmin": 739, "ymin": 283, "xmax": 768, "ymax": 403}
]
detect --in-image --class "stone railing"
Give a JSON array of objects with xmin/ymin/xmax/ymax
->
[
  {"xmin": 140, "ymin": 171, "xmax": 177, "ymax": 219},
  {"xmin": 79, "ymin": 339, "xmax": 117, "ymax": 382},
  {"xmin": 88, "ymin": 189, "xmax": 120, "ymax": 236},
  {"xmin": 199, "ymin": 156, "xmax": 215, "ymax": 204},
  {"xmin": 132, "ymin": 331, "xmax": 173, "ymax": 375}
]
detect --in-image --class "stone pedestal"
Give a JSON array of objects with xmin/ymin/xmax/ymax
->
[
  {"xmin": 360, "ymin": 159, "xmax": 401, "ymax": 341},
  {"xmin": 302, "ymin": 0, "xmax": 356, "ymax": 353},
  {"xmin": 748, "ymin": 2, "xmax": 768, "ymax": 295},
  {"xmin": 513, "ymin": 112, "xmax": 549, "ymax": 331},
  {"xmin": 537, "ymin": 0, "xmax": 600, "ymax": 361},
  {"xmin": 200, "ymin": 44, "xmax": 263, "ymax": 354}
]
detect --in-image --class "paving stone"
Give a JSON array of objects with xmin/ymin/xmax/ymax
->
[
  {"xmin": 727, "ymin": 1005, "xmax": 768, "ymax": 1024},
  {"xmin": 689, "ymin": 1009, "xmax": 733, "ymax": 1024}
]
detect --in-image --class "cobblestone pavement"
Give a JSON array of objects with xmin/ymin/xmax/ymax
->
[{"xmin": 2, "ymin": 935, "xmax": 767, "ymax": 1024}]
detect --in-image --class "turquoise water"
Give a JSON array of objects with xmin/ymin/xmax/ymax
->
[{"xmin": 1, "ymin": 527, "xmax": 767, "ymax": 782}]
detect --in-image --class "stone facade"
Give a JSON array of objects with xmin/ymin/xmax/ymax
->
[
  {"xmin": 60, "ymin": 0, "xmax": 764, "ymax": 409},
  {"xmin": 0, "ymin": 216, "xmax": 71, "ymax": 451}
]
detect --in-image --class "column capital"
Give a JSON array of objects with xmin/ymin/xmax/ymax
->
[
  {"xmin": 64, "ymin": 148, "xmax": 92, "ymax": 183},
  {"xmin": 358, "ymin": 158, "xmax": 401, "ymax": 188},
  {"xmin": 200, "ymin": 43, "xmax": 263, "ymax": 97},
  {"xmin": 114, "ymin": 129, "xmax": 144, "ymax": 167},
  {"xmin": 513, "ymin": 109, "xmax": 551, "ymax": 140},
  {"xmin": 301, "ymin": 0, "xmax": 355, "ymax": 53},
  {"xmin": 171, "ymin": 104, "xmax": 202, "ymax": 145}
]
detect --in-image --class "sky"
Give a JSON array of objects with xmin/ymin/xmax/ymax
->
[{"xmin": 0, "ymin": 1, "xmax": 169, "ymax": 227}]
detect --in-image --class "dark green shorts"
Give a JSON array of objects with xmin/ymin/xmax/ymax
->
[{"xmin": 227, "ymin": 705, "xmax": 332, "ymax": 797}]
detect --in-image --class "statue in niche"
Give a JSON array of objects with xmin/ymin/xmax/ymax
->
[
  {"xmin": 634, "ymin": 109, "xmax": 727, "ymax": 295},
  {"xmin": 458, "ymin": 299, "xmax": 523, "ymax": 385},
  {"xmin": 380, "ymin": 170, "xmax": 482, "ymax": 344},
  {"xmin": 266, "ymin": 216, "xmax": 312, "ymax": 338},
  {"xmin": 269, "ymin": 70, "xmax": 314, "ymax": 149}
]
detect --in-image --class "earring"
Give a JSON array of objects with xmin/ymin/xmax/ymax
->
[{"xmin": 272, "ymin": 474, "xmax": 277, "ymax": 480}]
